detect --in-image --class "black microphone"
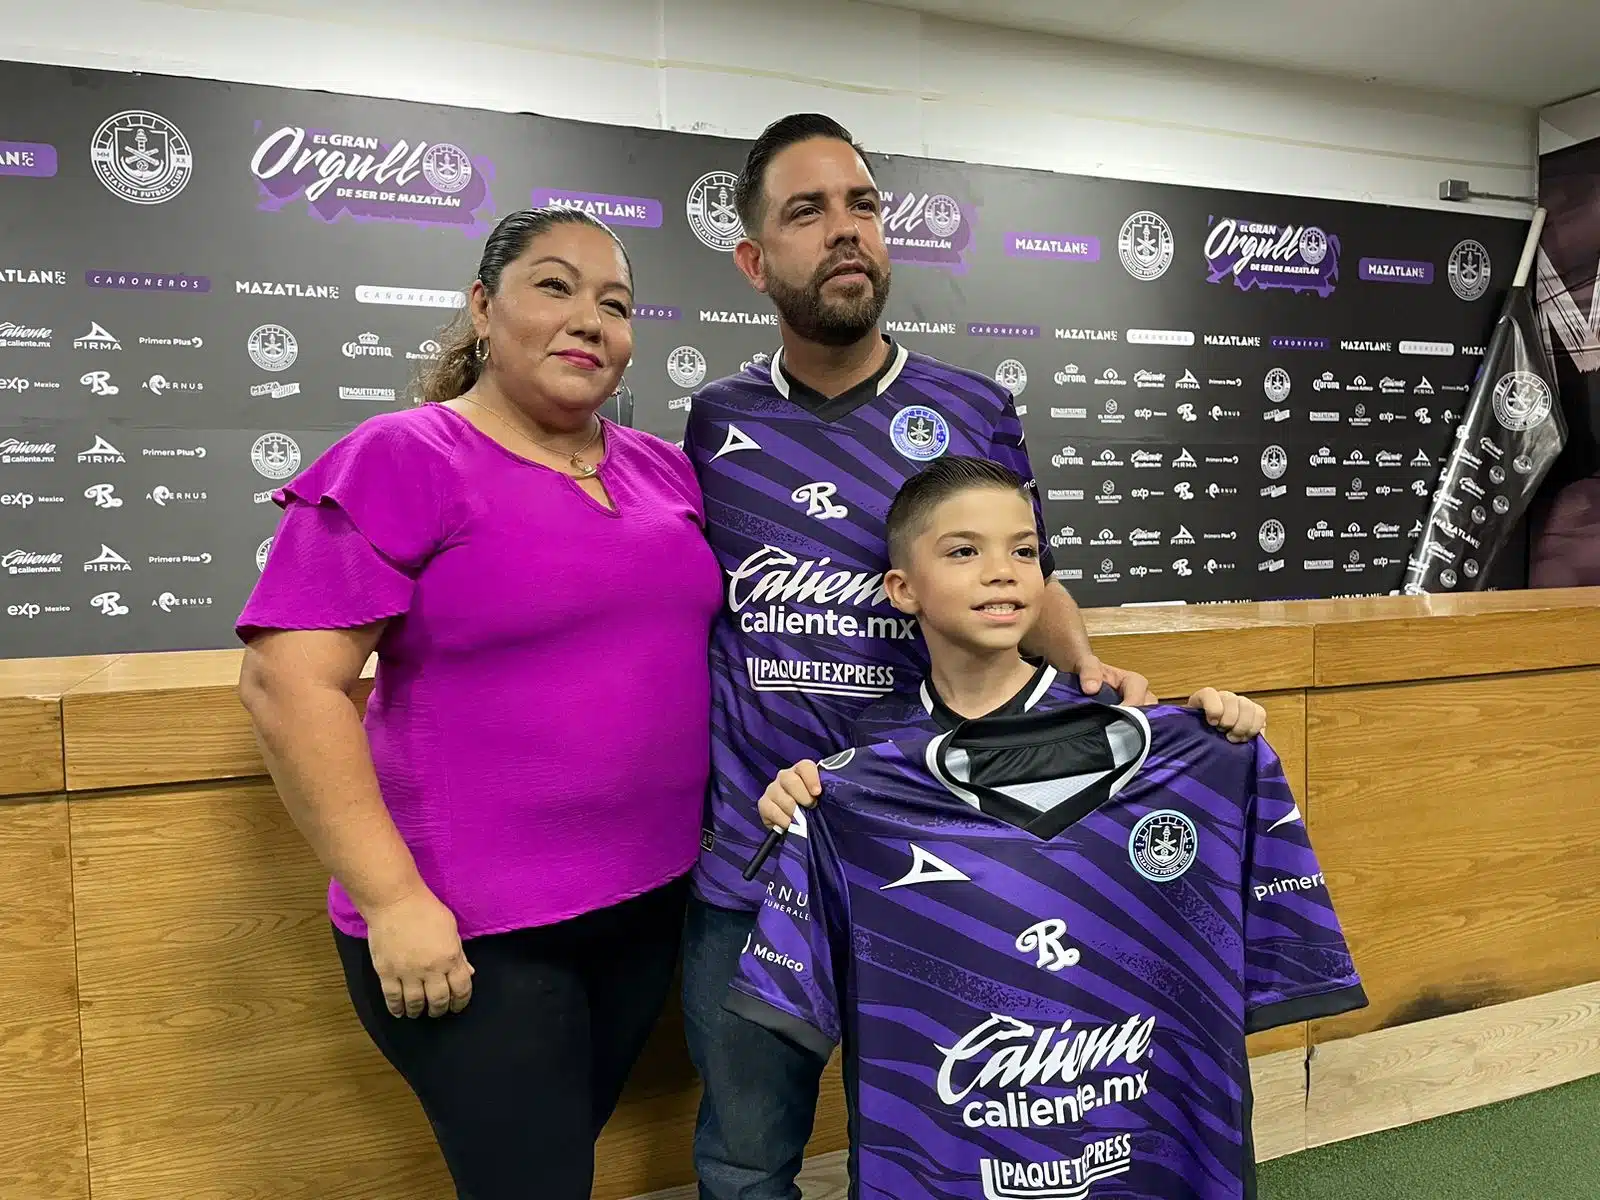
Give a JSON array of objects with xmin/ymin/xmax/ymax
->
[{"xmin": 743, "ymin": 825, "xmax": 784, "ymax": 881}]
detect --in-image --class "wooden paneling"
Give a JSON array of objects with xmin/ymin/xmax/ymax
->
[
  {"xmin": 1249, "ymin": 1047, "xmax": 1312, "ymax": 1163},
  {"xmin": 69, "ymin": 781, "xmax": 451, "ymax": 1200},
  {"xmin": 1249, "ymin": 1019, "xmax": 1308, "ymax": 1060},
  {"xmin": 1082, "ymin": 611, "xmax": 1315, "ymax": 697},
  {"xmin": 1259, "ymin": 690, "xmax": 1308, "ymax": 804},
  {"xmin": 1306, "ymin": 980, "xmax": 1600, "ymax": 1148},
  {"xmin": 0, "ymin": 797, "xmax": 89, "ymax": 1200},
  {"xmin": 63, "ymin": 651, "xmax": 262, "ymax": 791},
  {"xmin": 1313, "ymin": 604, "xmax": 1600, "ymax": 686},
  {"xmin": 0, "ymin": 693, "xmax": 65, "ymax": 795},
  {"xmin": 62, "ymin": 649, "xmax": 376, "ymax": 791},
  {"xmin": 0, "ymin": 655, "xmax": 115, "ymax": 796},
  {"xmin": 1250, "ymin": 587, "xmax": 1600, "ymax": 686},
  {"xmin": 1305, "ymin": 667, "xmax": 1600, "ymax": 1044}
]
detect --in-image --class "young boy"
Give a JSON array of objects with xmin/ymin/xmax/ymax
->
[
  {"xmin": 731, "ymin": 456, "xmax": 1366, "ymax": 1200},
  {"xmin": 755, "ymin": 454, "xmax": 1247, "ymax": 834}
]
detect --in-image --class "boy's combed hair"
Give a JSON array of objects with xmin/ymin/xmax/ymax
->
[{"xmin": 885, "ymin": 456, "xmax": 1029, "ymax": 566}]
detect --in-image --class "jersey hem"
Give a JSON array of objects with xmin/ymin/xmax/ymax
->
[
  {"xmin": 1247, "ymin": 979, "xmax": 1369, "ymax": 1034},
  {"xmin": 723, "ymin": 987, "xmax": 837, "ymax": 1061}
]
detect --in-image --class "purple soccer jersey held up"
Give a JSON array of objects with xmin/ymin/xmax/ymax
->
[
  {"xmin": 686, "ymin": 338, "xmax": 1055, "ymax": 911},
  {"xmin": 726, "ymin": 688, "xmax": 1366, "ymax": 1200}
]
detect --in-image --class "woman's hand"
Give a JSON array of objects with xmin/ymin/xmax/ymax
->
[
  {"xmin": 758, "ymin": 760, "xmax": 822, "ymax": 833},
  {"xmin": 362, "ymin": 887, "xmax": 475, "ymax": 1018}
]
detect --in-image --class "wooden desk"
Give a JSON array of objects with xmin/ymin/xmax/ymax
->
[{"xmin": 3, "ymin": 589, "xmax": 1598, "ymax": 1199}]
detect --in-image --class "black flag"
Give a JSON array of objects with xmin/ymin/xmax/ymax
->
[{"xmin": 1404, "ymin": 211, "xmax": 1566, "ymax": 594}]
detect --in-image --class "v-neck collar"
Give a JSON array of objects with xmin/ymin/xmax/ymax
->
[
  {"xmin": 768, "ymin": 336, "xmax": 910, "ymax": 423},
  {"xmin": 924, "ymin": 702, "xmax": 1153, "ymax": 840}
]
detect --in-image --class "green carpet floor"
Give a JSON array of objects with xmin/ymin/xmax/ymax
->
[{"xmin": 1258, "ymin": 1072, "xmax": 1600, "ymax": 1199}]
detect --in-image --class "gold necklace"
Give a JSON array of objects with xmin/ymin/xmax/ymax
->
[{"xmin": 459, "ymin": 395, "xmax": 604, "ymax": 478}]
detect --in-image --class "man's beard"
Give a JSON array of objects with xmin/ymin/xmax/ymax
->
[{"xmin": 766, "ymin": 255, "xmax": 891, "ymax": 347}]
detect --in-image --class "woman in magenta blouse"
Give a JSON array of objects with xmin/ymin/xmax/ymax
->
[{"xmin": 236, "ymin": 207, "xmax": 721, "ymax": 1200}]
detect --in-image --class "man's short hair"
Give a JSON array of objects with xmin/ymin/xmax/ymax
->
[
  {"xmin": 885, "ymin": 456, "xmax": 1030, "ymax": 567},
  {"xmin": 735, "ymin": 113, "xmax": 874, "ymax": 237}
]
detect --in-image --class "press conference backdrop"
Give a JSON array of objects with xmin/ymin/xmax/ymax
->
[{"xmin": 0, "ymin": 61, "xmax": 1527, "ymax": 658}]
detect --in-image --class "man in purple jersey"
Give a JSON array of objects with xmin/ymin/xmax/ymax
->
[
  {"xmin": 735, "ymin": 457, "xmax": 1364, "ymax": 1199},
  {"xmin": 681, "ymin": 114, "xmax": 1270, "ymax": 1200}
]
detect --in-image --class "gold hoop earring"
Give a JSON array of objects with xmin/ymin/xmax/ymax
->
[{"xmin": 474, "ymin": 337, "xmax": 488, "ymax": 364}]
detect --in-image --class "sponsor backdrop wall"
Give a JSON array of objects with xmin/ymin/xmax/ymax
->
[{"xmin": 0, "ymin": 61, "xmax": 1527, "ymax": 659}]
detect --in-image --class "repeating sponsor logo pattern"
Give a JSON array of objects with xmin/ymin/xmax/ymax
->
[{"xmin": 0, "ymin": 62, "xmax": 1518, "ymax": 655}]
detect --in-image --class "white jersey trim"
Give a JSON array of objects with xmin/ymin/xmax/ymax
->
[{"xmin": 769, "ymin": 340, "xmax": 911, "ymax": 401}]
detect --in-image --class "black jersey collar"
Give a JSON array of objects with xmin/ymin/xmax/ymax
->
[
  {"xmin": 769, "ymin": 335, "xmax": 910, "ymax": 422},
  {"xmin": 918, "ymin": 659, "xmax": 1058, "ymax": 730}
]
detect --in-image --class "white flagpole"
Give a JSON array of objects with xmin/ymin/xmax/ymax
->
[{"xmin": 1512, "ymin": 207, "xmax": 1548, "ymax": 289}]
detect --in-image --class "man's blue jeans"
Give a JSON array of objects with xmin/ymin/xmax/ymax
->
[{"xmin": 681, "ymin": 894, "xmax": 829, "ymax": 1200}]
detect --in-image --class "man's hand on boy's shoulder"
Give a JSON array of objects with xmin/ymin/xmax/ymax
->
[
  {"xmin": 1076, "ymin": 656, "xmax": 1156, "ymax": 706},
  {"xmin": 1080, "ymin": 657, "xmax": 1266, "ymax": 742},
  {"xmin": 1187, "ymin": 688, "xmax": 1267, "ymax": 743},
  {"xmin": 759, "ymin": 760, "xmax": 821, "ymax": 833}
]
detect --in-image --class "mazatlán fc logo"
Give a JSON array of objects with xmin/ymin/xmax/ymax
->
[
  {"xmin": 1129, "ymin": 810, "xmax": 1199, "ymax": 882},
  {"xmin": 687, "ymin": 170, "xmax": 743, "ymax": 252},
  {"xmin": 890, "ymin": 406, "xmax": 950, "ymax": 462},
  {"xmin": 421, "ymin": 143, "xmax": 473, "ymax": 194},
  {"xmin": 91, "ymin": 110, "xmax": 193, "ymax": 205},
  {"xmin": 667, "ymin": 346, "xmax": 707, "ymax": 389},
  {"xmin": 251, "ymin": 433, "xmax": 301, "ymax": 481},
  {"xmin": 994, "ymin": 359, "xmax": 1027, "ymax": 397},
  {"xmin": 1491, "ymin": 370, "xmax": 1552, "ymax": 432},
  {"xmin": 1118, "ymin": 210, "xmax": 1174, "ymax": 281},
  {"xmin": 1448, "ymin": 240, "xmax": 1491, "ymax": 301},
  {"xmin": 1263, "ymin": 367, "xmax": 1292, "ymax": 404}
]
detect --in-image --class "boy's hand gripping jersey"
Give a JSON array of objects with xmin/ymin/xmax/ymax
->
[{"xmin": 728, "ymin": 698, "xmax": 1365, "ymax": 1200}]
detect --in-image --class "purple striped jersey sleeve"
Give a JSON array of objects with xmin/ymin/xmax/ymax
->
[
  {"xmin": 725, "ymin": 698, "xmax": 1365, "ymax": 1200},
  {"xmin": 687, "ymin": 343, "xmax": 1057, "ymax": 912},
  {"xmin": 1242, "ymin": 738, "xmax": 1360, "ymax": 1029},
  {"xmin": 723, "ymin": 804, "xmax": 843, "ymax": 1059}
]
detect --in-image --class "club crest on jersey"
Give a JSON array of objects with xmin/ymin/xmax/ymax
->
[
  {"xmin": 1128, "ymin": 810, "xmax": 1198, "ymax": 882},
  {"xmin": 890, "ymin": 405, "xmax": 950, "ymax": 461}
]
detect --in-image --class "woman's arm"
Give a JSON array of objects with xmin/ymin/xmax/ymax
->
[
  {"xmin": 239, "ymin": 623, "xmax": 425, "ymax": 911},
  {"xmin": 238, "ymin": 625, "xmax": 473, "ymax": 1018}
]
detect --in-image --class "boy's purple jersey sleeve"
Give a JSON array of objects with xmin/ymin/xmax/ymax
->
[
  {"xmin": 1241, "ymin": 737, "xmax": 1367, "ymax": 1032},
  {"xmin": 723, "ymin": 806, "xmax": 843, "ymax": 1060}
]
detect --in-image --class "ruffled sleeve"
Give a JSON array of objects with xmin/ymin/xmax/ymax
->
[{"xmin": 236, "ymin": 412, "xmax": 454, "ymax": 641}]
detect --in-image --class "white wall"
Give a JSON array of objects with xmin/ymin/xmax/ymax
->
[
  {"xmin": 0, "ymin": 0, "xmax": 1535, "ymax": 217},
  {"xmin": 1540, "ymin": 89, "xmax": 1600, "ymax": 154}
]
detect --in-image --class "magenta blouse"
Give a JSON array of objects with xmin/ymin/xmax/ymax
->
[{"xmin": 237, "ymin": 403, "xmax": 722, "ymax": 939}]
